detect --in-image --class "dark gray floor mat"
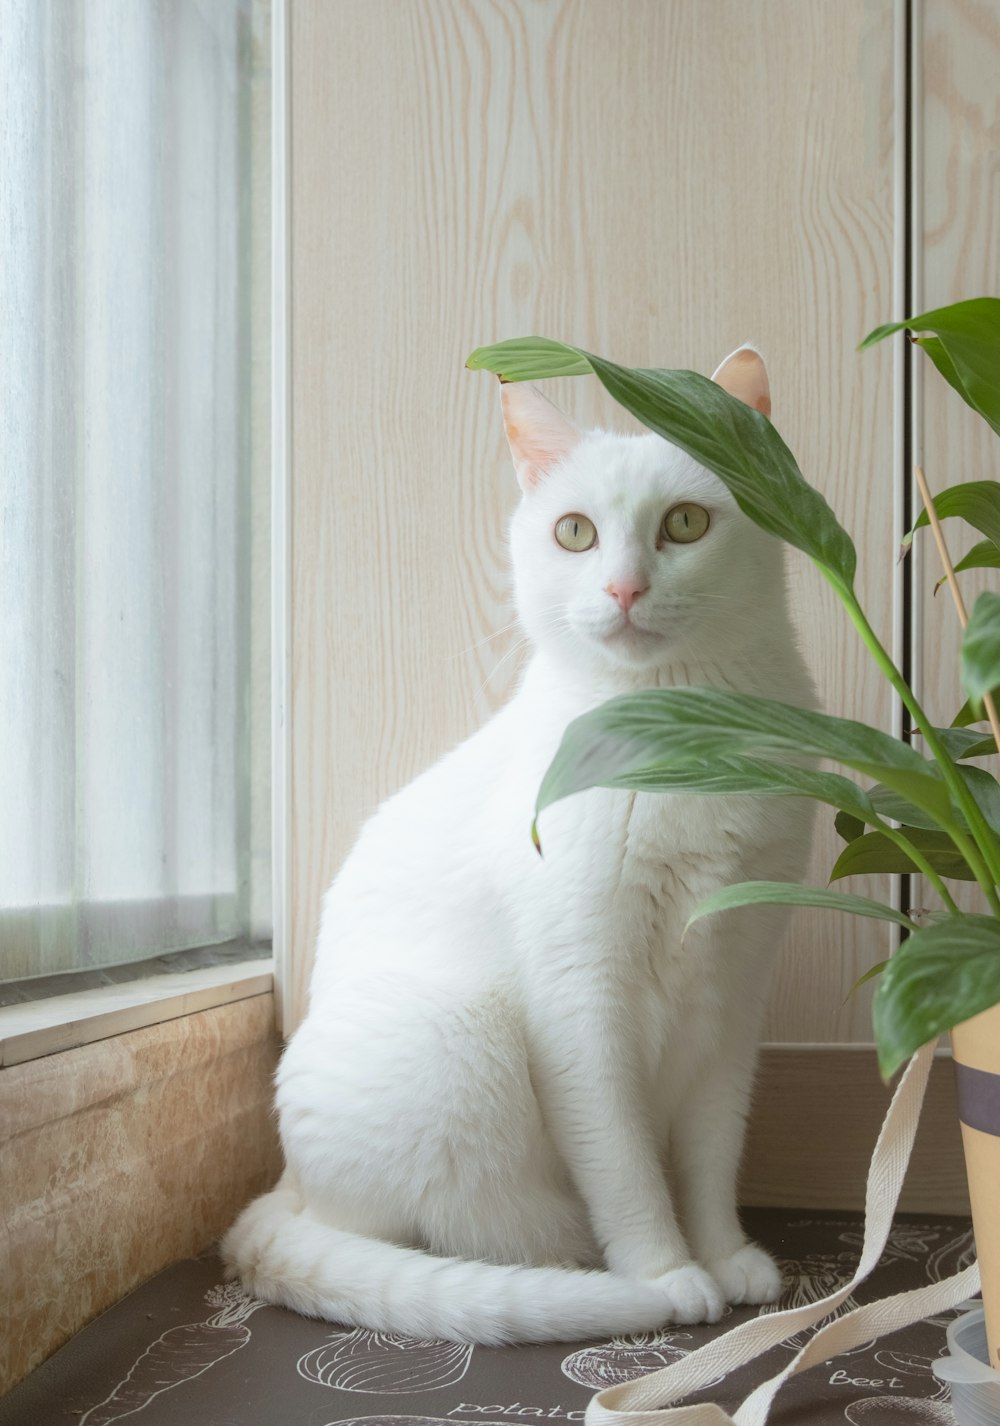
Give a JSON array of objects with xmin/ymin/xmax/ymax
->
[{"xmin": 0, "ymin": 1210, "xmax": 976, "ymax": 1426}]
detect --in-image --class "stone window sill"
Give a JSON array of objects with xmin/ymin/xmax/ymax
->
[{"xmin": 0, "ymin": 958, "xmax": 274, "ymax": 1066}]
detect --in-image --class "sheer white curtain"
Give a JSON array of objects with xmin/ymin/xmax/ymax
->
[{"xmin": 0, "ymin": 0, "xmax": 270, "ymax": 979}]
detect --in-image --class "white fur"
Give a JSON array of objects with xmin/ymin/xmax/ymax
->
[{"xmin": 223, "ymin": 364, "xmax": 816, "ymax": 1344}]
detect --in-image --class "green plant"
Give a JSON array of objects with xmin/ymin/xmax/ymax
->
[{"xmin": 467, "ymin": 298, "xmax": 1000, "ymax": 1079}]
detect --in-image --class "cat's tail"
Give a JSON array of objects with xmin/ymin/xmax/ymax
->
[{"xmin": 221, "ymin": 1182, "xmax": 711, "ymax": 1346}]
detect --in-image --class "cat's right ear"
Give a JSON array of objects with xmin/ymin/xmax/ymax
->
[
  {"xmin": 500, "ymin": 383, "xmax": 582, "ymax": 493},
  {"xmin": 711, "ymin": 346, "xmax": 771, "ymax": 419}
]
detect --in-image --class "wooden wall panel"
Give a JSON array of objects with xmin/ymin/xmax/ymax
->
[
  {"xmin": 912, "ymin": 0, "xmax": 1000, "ymax": 919},
  {"xmin": 289, "ymin": 0, "xmax": 898, "ymax": 1039},
  {"xmin": 742, "ymin": 1046, "xmax": 968, "ymax": 1213}
]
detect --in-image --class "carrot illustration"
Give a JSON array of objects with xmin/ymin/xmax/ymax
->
[{"xmin": 80, "ymin": 1282, "xmax": 263, "ymax": 1425}]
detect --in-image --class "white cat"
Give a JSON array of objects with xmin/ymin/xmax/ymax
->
[{"xmin": 223, "ymin": 347, "xmax": 816, "ymax": 1345}]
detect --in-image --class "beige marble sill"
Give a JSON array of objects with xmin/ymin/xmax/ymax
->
[
  {"xmin": 0, "ymin": 994, "xmax": 282, "ymax": 1393},
  {"xmin": 0, "ymin": 958, "xmax": 274, "ymax": 1066}
]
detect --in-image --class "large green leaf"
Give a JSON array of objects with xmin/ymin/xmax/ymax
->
[
  {"xmin": 916, "ymin": 335, "xmax": 972, "ymax": 411},
  {"xmin": 958, "ymin": 763, "xmax": 1000, "ymax": 837},
  {"xmin": 534, "ymin": 688, "xmax": 955, "ymax": 836},
  {"xmin": 952, "ymin": 697, "xmax": 984, "ymax": 728},
  {"xmin": 467, "ymin": 339, "xmax": 857, "ymax": 591},
  {"xmin": 686, "ymin": 881, "xmax": 917, "ymax": 932},
  {"xmin": 961, "ymin": 591, "xmax": 1000, "ymax": 703},
  {"xmin": 847, "ymin": 960, "xmax": 891, "ymax": 999},
  {"xmin": 905, "ymin": 480, "xmax": 1000, "ymax": 553},
  {"xmin": 879, "ymin": 762, "xmax": 1000, "ymax": 853},
  {"xmin": 865, "ymin": 783, "xmax": 952, "ymax": 831},
  {"xmin": 605, "ymin": 756, "xmax": 880, "ymax": 824},
  {"xmin": 830, "ymin": 770, "xmax": 997, "ymax": 839},
  {"xmin": 587, "ymin": 357, "xmax": 858, "ymax": 590},
  {"xmin": 935, "ymin": 726, "xmax": 997, "ymax": 760},
  {"xmin": 830, "ymin": 829, "xmax": 978, "ymax": 882},
  {"xmin": 835, "ymin": 809, "xmax": 866, "ymax": 843},
  {"xmin": 873, "ymin": 913, "xmax": 1000, "ymax": 1077},
  {"xmin": 861, "ymin": 298, "xmax": 1000, "ymax": 438},
  {"xmin": 833, "ymin": 780, "xmax": 961, "ymax": 837},
  {"xmin": 467, "ymin": 335, "xmax": 593, "ymax": 381}
]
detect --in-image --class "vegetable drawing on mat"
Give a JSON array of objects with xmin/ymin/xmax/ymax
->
[
  {"xmin": 297, "ymin": 1328, "xmax": 473, "ymax": 1392},
  {"xmin": 467, "ymin": 296, "xmax": 1000, "ymax": 1366},
  {"xmin": 79, "ymin": 1283, "xmax": 263, "ymax": 1425}
]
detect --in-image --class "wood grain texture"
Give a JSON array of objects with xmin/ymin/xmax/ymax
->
[
  {"xmin": 911, "ymin": 0, "xmax": 1000, "ymax": 920},
  {"xmin": 743, "ymin": 1045, "xmax": 968, "ymax": 1213},
  {"xmin": 289, "ymin": 0, "xmax": 898, "ymax": 1037}
]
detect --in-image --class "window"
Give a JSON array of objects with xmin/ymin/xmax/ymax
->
[{"xmin": 0, "ymin": 0, "xmax": 271, "ymax": 990}]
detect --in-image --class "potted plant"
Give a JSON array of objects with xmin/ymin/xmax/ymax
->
[{"xmin": 467, "ymin": 299, "xmax": 1000, "ymax": 1372}]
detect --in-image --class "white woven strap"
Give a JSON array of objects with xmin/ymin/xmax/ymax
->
[{"xmin": 586, "ymin": 1041, "xmax": 981, "ymax": 1426}]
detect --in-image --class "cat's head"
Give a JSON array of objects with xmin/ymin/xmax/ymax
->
[{"xmin": 504, "ymin": 347, "xmax": 785, "ymax": 677}]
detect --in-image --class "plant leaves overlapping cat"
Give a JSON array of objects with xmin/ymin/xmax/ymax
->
[{"xmin": 469, "ymin": 297, "xmax": 1000, "ymax": 1079}]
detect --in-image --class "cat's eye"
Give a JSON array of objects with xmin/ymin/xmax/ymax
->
[
  {"xmin": 554, "ymin": 514, "xmax": 597, "ymax": 552},
  {"xmin": 661, "ymin": 503, "xmax": 710, "ymax": 544}
]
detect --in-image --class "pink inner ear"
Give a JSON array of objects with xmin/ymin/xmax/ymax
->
[
  {"xmin": 501, "ymin": 385, "xmax": 581, "ymax": 490},
  {"xmin": 507, "ymin": 427, "xmax": 567, "ymax": 484},
  {"xmin": 712, "ymin": 348, "xmax": 771, "ymax": 419}
]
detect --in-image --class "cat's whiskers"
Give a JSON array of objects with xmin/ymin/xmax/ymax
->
[
  {"xmin": 476, "ymin": 637, "xmax": 534, "ymax": 698},
  {"xmin": 678, "ymin": 591, "xmax": 739, "ymax": 603},
  {"xmin": 453, "ymin": 601, "xmax": 577, "ymax": 663},
  {"xmin": 476, "ymin": 608, "xmax": 574, "ymax": 697},
  {"xmin": 452, "ymin": 615, "xmax": 524, "ymax": 660}
]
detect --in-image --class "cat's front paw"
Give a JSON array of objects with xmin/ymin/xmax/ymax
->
[
  {"xmin": 652, "ymin": 1263, "xmax": 725, "ymax": 1324},
  {"xmin": 708, "ymin": 1243, "xmax": 782, "ymax": 1306}
]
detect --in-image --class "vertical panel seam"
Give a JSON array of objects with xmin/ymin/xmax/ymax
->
[
  {"xmin": 904, "ymin": 0, "xmax": 925, "ymax": 927},
  {"xmin": 271, "ymin": 0, "xmax": 291, "ymax": 1037},
  {"xmin": 908, "ymin": 0, "xmax": 924, "ymax": 711},
  {"xmin": 892, "ymin": 0, "xmax": 910, "ymax": 935}
]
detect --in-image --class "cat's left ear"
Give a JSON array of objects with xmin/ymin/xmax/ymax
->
[
  {"xmin": 500, "ymin": 383, "xmax": 582, "ymax": 492},
  {"xmin": 711, "ymin": 345, "xmax": 771, "ymax": 419}
]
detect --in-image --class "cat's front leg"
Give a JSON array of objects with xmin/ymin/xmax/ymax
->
[
  {"xmin": 671, "ymin": 1039, "xmax": 782, "ymax": 1307},
  {"xmin": 527, "ymin": 998, "xmax": 724, "ymax": 1324}
]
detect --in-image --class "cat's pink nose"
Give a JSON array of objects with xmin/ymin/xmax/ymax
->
[{"xmin": 605, "ymin": 580, "xmax": 648, "ymax": 613}]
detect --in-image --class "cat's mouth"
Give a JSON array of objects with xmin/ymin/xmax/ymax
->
[{"xmin": 601, "ymin": 617, "xmax": 665, "ymax": 650}]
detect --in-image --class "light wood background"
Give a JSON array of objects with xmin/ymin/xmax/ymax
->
[{"xmin": 288, "ymin": 0, "xmax": 901, "ymax": 1040}]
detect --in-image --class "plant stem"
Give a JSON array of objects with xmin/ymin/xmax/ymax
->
[
  {"xmin": 875, "ymin": 822, "xmax": 960, "ymax": 914},
  {"xmin": 826, "ymin": 573, "xmax": 1000, "ymax": 911}
]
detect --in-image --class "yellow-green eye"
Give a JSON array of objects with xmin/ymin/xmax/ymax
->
[
  {"xmin": 554, "ymin": 514, "xmax": 597, "ymax": 552},
  {"xmin": 661, "ymin": 503, "xmax": 710, "ymax": 544}
]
